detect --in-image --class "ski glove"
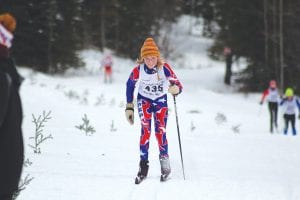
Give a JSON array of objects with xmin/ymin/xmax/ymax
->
[
  {"xmin": 168, "ymin": 85, "xmax": 180, "ymax": 95},
  {"xmin": 125, "ymin": 103, "xmax": 134, "ymax": 125}
]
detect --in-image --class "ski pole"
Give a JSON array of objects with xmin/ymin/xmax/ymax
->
[{"xmin": 173, "ymin": 95, "xmax": 186, "ymax": 180}]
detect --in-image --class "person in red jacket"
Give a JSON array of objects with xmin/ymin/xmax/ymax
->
[
  {"xmin": 260, "ymin": 80, "xmax": 280, "ymax": 133},
  {"xmin": 101, "ymin": 54, "xmax": 113, "ymax": 83}
]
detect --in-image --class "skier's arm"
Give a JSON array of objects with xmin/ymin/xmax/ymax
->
[
  {"xmin": 296, "ymin": 97, "xmax": 300, "ymax": 110},
  {"xmin": 260, "ymin": 89, "xmax": 269, "ymax": 103},
  {"xmin": 279, "ymin": 98, "xmax": 286, "ymax": 106},
  {"xmin": 126, "ymin": 66, "xmax": 140, "ymax": 103},
  {"xmin": 163, "ymin": 63, "xmax": 183, "ymax": 93}
]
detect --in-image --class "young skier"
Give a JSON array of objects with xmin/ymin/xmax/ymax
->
[
  {"xmin": 125, "ymin": 37, "xmax": 183, "ymax": 184},
  {"xmin": 279, "ymin": 88, "xmax": 300, "ymax": 136},
  {"xmin": 260, "ymin": 80, "xmax": 280, "ymax": 133}
]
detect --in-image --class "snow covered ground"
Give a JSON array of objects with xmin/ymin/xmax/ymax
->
[{"xmin": 17, "ymin": 16, "xmax": 300, "ymax": 200}]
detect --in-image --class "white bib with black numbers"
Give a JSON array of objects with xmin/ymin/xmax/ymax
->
[
  {"xmin": 138, "ymin": 64, "xmax": 169, "ymax": 100},
  {"xmin": 267, "ymin": 88, "xmax": 279, "ymax": 103},
  {"xmin": 284, "ymin": 98, "xmax": 297, "ymax": 115}
]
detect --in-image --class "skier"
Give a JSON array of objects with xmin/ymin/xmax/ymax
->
[
  {"xmin": 0, "ymin": 13, "xmax": 24, "ymax": 200},
  {"xmin": 101, "ymin": 54, "xmax": 113, "ymax": 83},
  {"xmin": 279, "ymin": 88, "xmax": 300, "ymax": 136},
  {"xmin": 125, "ymin": 37, "xmax": 183, "ymax": 184},
  {"xmin": 260, "ymin": 80, "xmax": 280, "ymax": 133}
]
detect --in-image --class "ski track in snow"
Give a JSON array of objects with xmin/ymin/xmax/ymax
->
[{"xmin": 17, "ymin": 64, "xmax": 300, "ymax": 200}]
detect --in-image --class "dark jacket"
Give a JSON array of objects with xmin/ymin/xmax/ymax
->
[{"xmin": 0, "ymin": 59, "xmax": 24, "ymax": 196}]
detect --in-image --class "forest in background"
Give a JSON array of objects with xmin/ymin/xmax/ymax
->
[{"xmin": 1, "ymin": 0, "xmax": 300, "ymax": 92}]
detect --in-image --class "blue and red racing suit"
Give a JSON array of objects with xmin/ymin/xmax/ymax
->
[{"xmin": 126, "ymin": 63, "xmax": 183, "ymax": 161}]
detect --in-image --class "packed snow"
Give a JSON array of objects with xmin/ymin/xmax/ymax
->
[{"xmin": 17, "ymin": 15, "xmax": 300, "ymax": 200}]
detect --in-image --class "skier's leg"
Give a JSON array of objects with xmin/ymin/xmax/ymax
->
[
  {"xmin": 291, "ymin": 114, "xmax": 296, "ymax": 135},
  {"xmin": 135, "ymin": 99, "xmax": 153, "ymax": 180},
  {"xmin": 284, "ymin": 114, "xmax": 289, "ymax": 134},
  {"xmin": 138, "ymin": 99, "xmax": 152, "ymax": 161},
  {"xmin": 268, "ymin": 103, "xmax": 273, "ymax": 133},
  {"xmin": 153, "ymin": 99, "xmax": 170, "ymax": 176},
  {"xmin": 274, "ymin": 103, "xmax": 278, "ymax": 128}
]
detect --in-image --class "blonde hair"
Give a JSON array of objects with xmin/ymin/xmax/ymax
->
[
  {"xmin": 136, "ymin": 56, "xmax": 165, "ymax": 69},
  {"xmin": 136, "ymin": 56, "xmax": 165, "ymax": 81}
]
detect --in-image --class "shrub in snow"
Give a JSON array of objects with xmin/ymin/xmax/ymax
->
[
  {"xmin": 187, "ymin": 109, "xmax": 201, "ymax": 114},
  {"xmin": 29, "ymin": 111, "xmax": 53, "ymax": 154},
  {"xmin": 109, "ymin": 98, "xmax": 116, "ymax": 107},
  {"xmin": 64, "ymin": 90, "xmax": 80, "ymax": 100},
  {"xmin": 75, "ymin": 114, "xmax": 96, "ymax": 136},
  {"xmin": 190, "ymin": 121, "xmax": 196, "ymax": 132},
  {"xmin": 12, "ymin": 174, "xmax": 34, "ymax": 200},
  {"xmin": 119, "ymin": 101, "xmax": 125, "ymax": 108},
  {"xmin": 80, "ymin": 89, "xmax": 89, "ymax": 105},
  {"xmin": 23, "ymin": 158, "xmax": 33, "ymax": 167},
  {"xmin": 94, "ymin": 94, "xmax": 106, "ymax": 106},
  {"xmin": 110, "ymin": 120, "xmax": 117, "ymax": 132},
  {"xmin": 215, "ymin": 112, "xmax": 227, "ymax": 125},
  {"xmin": 232, "ymin": 124, "xmax": 241, "ymax": 134}
]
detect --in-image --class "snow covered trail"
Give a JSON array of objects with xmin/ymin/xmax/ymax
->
[
  {"xmin": 16, "ymin": 15, "xmax": 300, "ymax": 200},
  {"xmin": 17, "ymin": 61, "xmax": 300, "ymax": 200}
]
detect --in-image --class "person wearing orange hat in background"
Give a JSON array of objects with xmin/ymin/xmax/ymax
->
[
  {"xmin": 101, "ymin": 54, "xmax": 113, "ymax": 83},
  {"xmin": 279, "ymin": 88, "xmax": 300, "ymax": 136},
  {"xmin": 125, "ymin": 37, "xmax": 183, "ymax": 184},
  {"xmin": 260, "ymin": 80, "xmax": 280, "ymax": 133},
  {"xmin": 0, "ymin": 13, "xmax": 24, "ymax": 200}
]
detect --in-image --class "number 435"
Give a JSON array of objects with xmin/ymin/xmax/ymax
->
[{"xmin": 145, "ymin": 85, "xmax": 163, "ymax": 92}]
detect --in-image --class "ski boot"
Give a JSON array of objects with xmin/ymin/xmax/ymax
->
[
  {"xmin": 135, "ymin": 160, "xmax": 149, "ymax": 184},
  {"xmin": 159, "ymin": 155, "xmax": 171, "ymax": 182}
]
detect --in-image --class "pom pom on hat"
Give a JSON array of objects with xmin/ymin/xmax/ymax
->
[
  {"xmin": 140, "ymin": 37, "xmax": 160, "ymax": 59},
  {"xmin": 0, "ymin": 13, "xmax": 16, "ymax": 33}
]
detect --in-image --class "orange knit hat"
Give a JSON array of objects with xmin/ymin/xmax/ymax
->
[
  {"xmin": 0, "ymin": 13, "xmax": 16, "ymax": 33},
  {"xmin": 140, "ymin": 37, "xmax": 160, "ymax": 59}
]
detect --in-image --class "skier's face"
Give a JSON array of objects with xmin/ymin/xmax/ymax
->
[{"xmin": 144, "ymin": 56, "xmax": 158, "ymax": 69}]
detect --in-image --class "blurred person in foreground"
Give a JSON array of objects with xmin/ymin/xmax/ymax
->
[{"xmin": 0, "ymin": 12, "xmax": 24, "ymax": 200}]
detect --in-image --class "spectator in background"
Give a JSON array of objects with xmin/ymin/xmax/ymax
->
[
  {"xmin": 0, "ymin": 13, "xmax": 24, "ymax": 200},
  {"xmin": 101, "ymin": 54, "xmax": 113, "ymax": 83}
]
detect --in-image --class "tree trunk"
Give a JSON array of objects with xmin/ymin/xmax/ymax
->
[
  {"xmin": 279, "ymin": 0, "xmax": 284, "ymax": 91},
  {"xmin": 264, "ymin": 0, "xmax": 269, "ymax": 72},
  {"xmin": 101, "ymin": 4, "xmax": 106, "ymax": 51}
]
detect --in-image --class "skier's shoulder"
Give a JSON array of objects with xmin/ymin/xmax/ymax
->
[
  {"xmin": 162, "ymin": 62, "xmax": 173, "ymax": 70},
  {"xmin": 162, "ymin": 62, "xmax": 176, "ymax": 76}
]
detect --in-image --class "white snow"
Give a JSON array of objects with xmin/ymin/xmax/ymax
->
[{"xmin": 17, "ymin": 15, "xmax": 300, "ymax": 200}]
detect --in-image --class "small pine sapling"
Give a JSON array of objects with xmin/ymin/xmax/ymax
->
[
  {"xmin": 75, "ymin": 114, "xmax": 96, "ymax": 136},
  {"xmin": 110, "ymin": 120, "xmax": 117, "ymax": 132},
  {"xmin": 12, "ymin": 174, "xmax": 34, "ymax": 200},
  {"xmin": 29, "ymin": 111, "xmax": 53, "ymax": 154}
]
